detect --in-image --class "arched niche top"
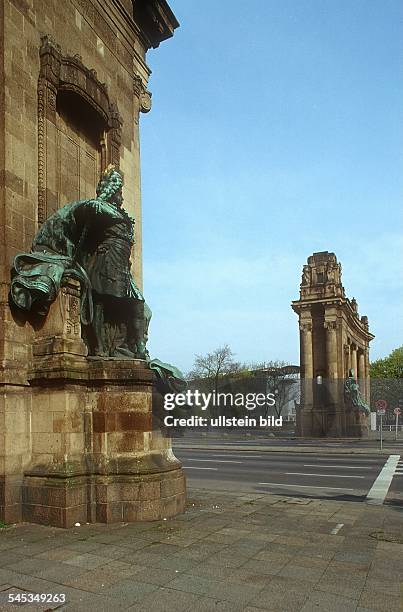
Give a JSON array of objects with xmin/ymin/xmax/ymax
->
[{"xmin": 38, "ymin": 35, "xmax": 122, "ymax": 223}]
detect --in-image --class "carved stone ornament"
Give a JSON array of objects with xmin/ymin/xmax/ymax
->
[
  {"xmin": 301, "ymin": 265, "xmax": 311, "ymax": 286},
  {"xmin": 324, "ymin": 320, "xmax": 338, "ymax": 331},
  {"xmin": 133, "ymin": 74, "xmax": 152, "ymax": 113},
  {"xmin": 64, "ymin": 286, "xmax": 81, "ymax": 337},
  {"xmin": 140, "ymin": 89, "xmax": 152, "ymax": 113},
  {"xmin": 37, "ymin": 35, "xmax": 123, "ymax": 223},
  {"xmin": 299, "ymin": 322, "xmax": 312, "ymax": 333}
]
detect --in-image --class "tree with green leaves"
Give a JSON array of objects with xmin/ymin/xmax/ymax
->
[
  {"xmin": 370, "ymin": 347, "xmax": 403, "ymax": 379},
  {"xmin": 370, "ymin": 347, "xmax": 403, "ymax": 421}
]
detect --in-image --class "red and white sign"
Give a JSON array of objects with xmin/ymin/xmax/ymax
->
[
  {"xmin": 394, "ymin": 407, "xmax": 401, "ymax": 416},
  {"xmin": 375, "ymin": 399, "xmax": 388, "ymax": 412}
]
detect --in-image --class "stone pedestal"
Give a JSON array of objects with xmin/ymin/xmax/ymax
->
[
  {"xmin": 21, "ymin": 285, "xmax": 186, "ymax": 528},
  {"xmin": 344, "ymin": 409, "xmax": 369, "ymax": 438}
]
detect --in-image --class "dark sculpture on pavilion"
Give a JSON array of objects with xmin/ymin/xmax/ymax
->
[
  {"xmin": 344, "ymin": 369, "xmax": 370, "ymax": 414},
  {"xmin": 10, "ymin": 165, "xmax": 151, "ymax": 360}
]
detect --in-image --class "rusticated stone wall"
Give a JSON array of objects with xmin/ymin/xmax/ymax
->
[{"xmin": 0, "ymin": 0, "xmax": 179, "ymax": 524}]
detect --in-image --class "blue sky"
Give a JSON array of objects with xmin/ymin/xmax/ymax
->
[{"xmin": 140, "ymin": 0, "xmax": 403, "ymax": 373}]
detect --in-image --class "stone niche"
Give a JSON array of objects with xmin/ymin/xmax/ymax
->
[{"xmin": 0, "ymin": 0, "xmax": 181, "ymax": 527}]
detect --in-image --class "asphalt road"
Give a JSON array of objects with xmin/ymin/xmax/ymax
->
[
  {"xmin": 173, "ymin": 435, "xmax": 403, "ymax": 450},
  {"xmin": 173, "ymin": 447, "xmax": 403, "ymax": 505}
]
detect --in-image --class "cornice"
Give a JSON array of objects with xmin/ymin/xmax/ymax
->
[
  {"xmin": 132, "ymin": 0, "xmax": 179, "ymax": 50},
  {"xmin": 291, "ymin": 297, "xmax": 374, "ymax": 342}
]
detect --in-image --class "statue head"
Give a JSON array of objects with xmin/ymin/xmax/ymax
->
[{"xmin": 96, "ymin": 165, "xmax": 123, "ymax": 207}]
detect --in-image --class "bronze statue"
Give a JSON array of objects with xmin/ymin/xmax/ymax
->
[
  {"xmin": 10, "ymin": 165, "xmax": 150, "ymax": 359},
  {"xmin": 81, "ymin": 166, "xmax": 151, "ymax": 358},
  {"xmin": 344, "ymin": 369, "xmax": 370, "ymax": 414}
]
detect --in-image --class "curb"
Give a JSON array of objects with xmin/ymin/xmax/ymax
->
[{"xmin": 173, "ymin": 444, "xmax": 402, "ymax": 456}]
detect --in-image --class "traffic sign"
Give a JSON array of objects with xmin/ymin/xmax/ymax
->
[
  {"xmin": 394, "ymin": 407, "xmax": 401, "ymax": 441},
  {"xmin": 376, "ymin": 402, "xmax": 387, "ymax": 450}
]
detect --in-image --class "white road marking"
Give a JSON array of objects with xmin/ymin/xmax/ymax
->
[
  {"xmin": 183, "ymin": 440, "xmax": 255, "ymax": 444},
  {"xmin": 209, "ymin": 454, "xmax": 264, "ymax": 458},
  {"xmin": 285, "ymin": 472, "xmax": 365, "ymax": 479},
  {"xmin": 295, "ymin": 458, "xmax": 381, "ymax": 463},
  {"xmin": 303, "ymin": 465, "xmax": 372, "ymax": 470},
  {"xmin": 330, "ymin": 523, "xmax": 344, "ymax": 535},
  {"xmin": 185, "ymin": 458, "xmax": 242, "ymax": 464},
  {"xmin": 183, "ymin": 466, "xmax": 218, "ymax": 470},
  {"xmin": 258, "ymin": 482, "xmax": 354, "ymax": 491},
  {"xmin": 366, "ymin": 455, "xmax": 400, "ymax": 505}
]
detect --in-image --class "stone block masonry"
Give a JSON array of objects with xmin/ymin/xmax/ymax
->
[{"xmin": 0, "ymin": 0, "xmax": 181, "ymax": 526}]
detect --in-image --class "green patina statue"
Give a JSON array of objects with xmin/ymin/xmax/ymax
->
[
  {"xmin": 11, "ymin": 165, "xmax": 149, "ymax": 360},
  {"xmin": 344, "ymin": 369, "xmax": 370, "ymax": 414},
  {"xmin": 10, "ymin": 165, "xmax": 186, "ymax": 391}
]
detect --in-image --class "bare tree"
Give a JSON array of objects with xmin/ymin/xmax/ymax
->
[
  {"xmin": 251, "ymin": 360, "xmax": 300, "ymax": 419},
  {"xmin": 188, "ymin": 345, "xmax": 240, "ymax": 394}
]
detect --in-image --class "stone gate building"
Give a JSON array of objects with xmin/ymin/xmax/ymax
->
[
  {"xmin": 0, "ymin": 0, "xmax": 183, "ymax": 526},
  {"xmin": 292, "ymin": 252, "xmax": 374, "ymax": 437}
]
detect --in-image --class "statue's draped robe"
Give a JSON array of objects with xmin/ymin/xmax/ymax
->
[
  {"xmin": 10, "ymin": 199, "xmax": 147, "ymax": 328},
  {"xmin": 80, "ymin": 202, "xmax": 150, "ymax": 357},
  {"xmin": 84, "ymin": 204, "xmax": 143, "ymax": 301}
]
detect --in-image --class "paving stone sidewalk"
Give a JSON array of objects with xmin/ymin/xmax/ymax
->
[{"xmin": 0, "ymin": 489, "xmax": 402, "ymax": 612}]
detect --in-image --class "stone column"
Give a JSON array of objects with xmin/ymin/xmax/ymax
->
[
  {"xmin": 343, "ymin": 344, "xmax": 350, "ymax": 378},
  {"xmin": 347, "ymin": 343, "xmax": 352, "ymax": 374},
  {"xmin": 364, "ymin": 348, "xmax": 371, "ymax": 404},
  {"xmin": 358, "ymin": 349, "xmax": 365, "ymax": 395},
  {"xmin": 351, "ymin": 343, "xmax": 358, "ymax": 379},
  {"xmin": 324, "ymin": 320, "xmax": 338, "ymax": 379},
  {"xmin": 324, "ymin": 320, "xmax": 339, "ymax": 432},
  {"xmin": 300, "ymin": 321, "xmax": 313, "ymax": 380},
  {"xmin": 299, "ymin": 319, "xmax": 313, "ymax": 435}
]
